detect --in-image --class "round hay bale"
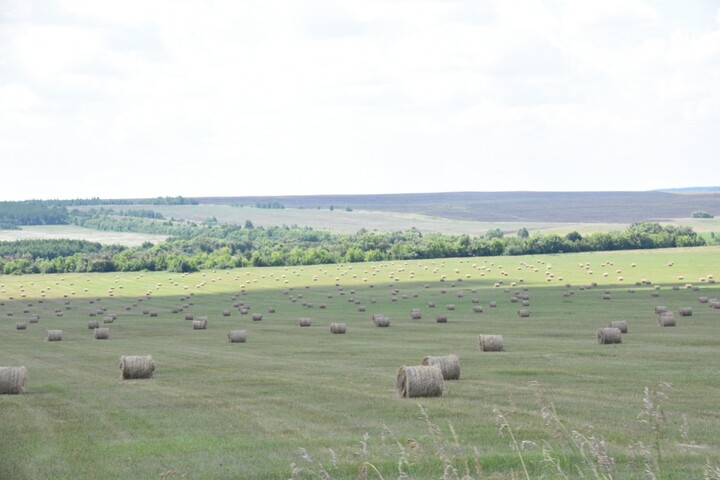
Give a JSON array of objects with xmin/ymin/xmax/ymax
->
[
  {"xmin": 120, "ymin": 355, "xmax": 154, "ymax": 379},
  {"xmin": 609, "ymin": 320, "xmax": 628, "ymax": 333},
  {"xmin": 103, "ymin": 316, "xmax": 114, "ymax": 324},
  {"xmin": 373, "ymin": 315, "xmax": 391, "ymax": 327},
  {"xmin": 185, "ymin": 313, "xmax": 194, "ymax": 321},
  {"xmin": 602, "ymin": 294, "xmax": 611, "ymax": 300},
  {"xmin": 471, "ymin": 298, "xmax": 480, "ymax": 304},
  {"xmin": 597, "ymin": 327, "xmax": 622, "ymax": 344},
  {"xmin": 421, "ymin": 354, "xmax": 460, "ymax": 380},
  {"xmin": 410, "ymin": 308, "xmax": 422, "ymax": 320},
  {"xmin": 517, "ymin": 309, "xmax": 530, "ymax": 318},
  {"xmin": 396, "ymin": 365, "xmax": 444, "ymax": 398},
  {"xmin": 0, "ymin": 366, "xmax": 27, "ymax": 394},
  {"xmin": 87, "ymin": 320, "xmax": 99, "ymax": 329},
  {"xmin": 228, "ymin": 330, "xmax": 247, "ymax": 343},
  {"xmin": 510, "ymin": 297, "xmax": 519, "ymax": 303},
  {"xmin": 489, "ymin": 301, "xmax": 497, "ymax": 308},
  {"xmin": 651, "ymin": 291, "xmax": 660, "ymax": 297},
  {"xmin": 16, "ymin": 322, "xmax": 27, "ymax": 330},
  {"xmin": 679, "ymin": 307, "xmax": 693, "ymax": 317},
  {"xmin": 427, "ymin": 302, "xmax": 435, "ymax": 308},
  {"xmin": 473, "ymin": 306, "xmax": 484, "ymax": 313},
  {"xmin": 446, "ymin": 304, "xmax": 456, "ymax": 311},
  {"xmin": 149, "ymin": 311, "xmax": 158, "ymax": 317},
  {"xmin": 699, "ymin": 296, "xmax": 709, "ymax": 303},
  {"xmin": 222, "ymin": 310, "xmax": 231, "ymax": 317},
  {"xmin": 710, "ymin": 299, "xmax": 720, "ymax": 309},
  {"xmin": 478, "ymin": 334, "xmax": 504, "ymax": 352},
  {"xmin": 29, "ymin": 315, "xmax": 39, "ymax": 323},
  {"xmin": 654, "ymin": 306, "xmax": 667, "ymax": 314},
  {"xmin": 94, "ymin": 327, "xmax": 110, "ymax": 340},
  {"xmin": 252, "ymin": 313, "xmax": 263, "ymax": 321},
  {"xmin": 435, "ymin": 314, "xmax": 448, "ymax": 323},
  {"xmin": 267, "ymin": 307, "xmax": 276, "ymax": 313},
  {"xmin": 357, "ymin": 305, "xmax": 366, "ymax": 312},
  {"xmin": 298, "ymin": 318, "xmax": 312, "ymax": 327},
  {"xmin": 659, "ymin": 312, "xmax": 676, "ymax": 327},
  {"xmin": 192, "ymin": 319, "xmax": 208, "ymax": 330},
  {"xmin": 46, "ymin": 330, "xmax": 62, "ymax": 341},
  {"xmin": 329, "ymin": 323, "xmax": 346, "ymax": 334}
]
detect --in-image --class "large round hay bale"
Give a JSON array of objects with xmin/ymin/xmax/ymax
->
[
  {"xmin": 597, "ymin": 327, "xmax": 622, "ymax": 344},
  {"xmin": 267, "ymin": 307, "xmax": 276, "ymax": 313},
  {"xmin": 654, "ymin": 306, "xmax": 667, "ymax": 314},
  {"xmin": 421, "ymin": 355, "xmax": 460, "ymax": 380},
  {"xmin": 427, "ymin": 302, "xmax": 435, "ymax": 308},
  {"xmin": 298, "ymin": 318, "xmax": 312, "ymax": 327},
  {"xmin": 396, "ymin": 365, "xmax": 444, "ymax": 398},
  {"xmin": 446, "ymin": 304, "xmax": 456, "ymax": 311},
  {"xmin": 410, "ymin": 308, "xmax": 422, "ymax": 320},
  {"xmin": 435, "ymin": 314, "xmax": 448, "ymax": 323},
  {"xmin": 103, "ymin": 316, "xmax": 114, "ymax": 324},
  {"xmin": 228, "ymin": 330, "xmax": 247, "ymax": 343},
  {"xmin": 222, "ymin": 310, "xmax": 231, "ymax": 317},
  {"xmin": 609, "ymin": 320, "xmax": 628, "ymax": 333},
  {"xmin": 16, "ymin": 322, "xmax": 27, "ymax": 330},
  {"xmin": 193, "ymin": 319, "xmax": 208, "ymax": 330},
  {"xmin": 329, "ymin": 323, "xmax": 346, "ymax": 334},
  {"xmin": 0, "ymin": 366, "xmax": 26, "ymax": 394},
  {"xmin": 659, "ymin": 312, "xmax": 676, "ymax": 327},
  {"xmin": 517, "ymin": 309, "xmax": 530, "ymax": 318},
  {"xmin": 119, "ymin": 355, "xmax": 154, "ymax": 379},
  {"xmin": 357, "ymin": 305, "xmax": 366, "ymax": 312},
  {"xmin": 679, "ymin": 307, "xmax": 693, "ymax": 317},
  {"xmin": 473, "ymin": 306, "xmax": 484, "ymax": 313},
  {"xmin": 252, "ymin": 313, "xmax": 263, "ymax": 321},
  {"xmin": 479, "ymin": 334, "xmax": 504, "ymax": 352},
  {"xmin": 522, "ymin": 299, "xmax": 531, "ymax": 306},
  {"xmin": 373, "ymin": 314, "xmax": 390, "ymax": 327},
  {"xmin": 87, "ymin": 320, "xmax": 99, "ymax": 329},
  {"xmin": 29, "ymin": 315, "xmax": 39, "ymax": 324},
  {"xmin": 185, "ymin": 313, "xmax": 194, "ymax": 321},
  {"xmin": 698, "ymin": 296, "xmax": 709, "ymax": 303},
  {"xmin": 489, "ymin": 301, "xmax": 497, "ymax": 308},
  {"xmin": 46, "ymin": 330, "xmax": 62, "ymax": 341},
  {"xmin": 94, "ymin": 327, "xmax": 110, "ymax": 340}
]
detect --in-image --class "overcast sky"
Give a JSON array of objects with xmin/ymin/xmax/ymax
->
[{"xmin": 1, "ymin": 1, "xmax": 719, "ymax": 201}]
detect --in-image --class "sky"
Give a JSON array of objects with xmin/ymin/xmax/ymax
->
[{"xmin": 1, "ymin": 0, "xmax": 719, "ymax": 201}]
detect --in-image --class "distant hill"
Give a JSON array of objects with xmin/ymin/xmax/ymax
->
[{"xmin": 196, "ymin": 191, "xmax": 720, "ymax": 223}]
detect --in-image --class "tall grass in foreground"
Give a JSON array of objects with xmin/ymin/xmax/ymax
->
[{"xmin": 291, "ymin": 382, "xmax": 720, "ymax": 480}]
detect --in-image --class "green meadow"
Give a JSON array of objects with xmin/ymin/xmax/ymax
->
[{"xmin": 2, "ymin": 247, "xmax": 720, "ymax": 479}]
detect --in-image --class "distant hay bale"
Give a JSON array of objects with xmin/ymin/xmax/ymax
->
[
  {"xmin": 699, "ymin": 296, "xmax": 709, "ymax": 303},
  {"xmin": 185, "ymin": 314, "xmax": 194, "ymax": 321},
  {"xmin": 240, "ymin": 307, "xmax": 250, "ymax": 314},
  {"xmin": 627, "ymin": 289, "xmax": 636, "ymax": 294},
  {"xmin": 517, "ymin": 309, "xmax": 530, "ymax": 318},
  {"xmin": 478, "ymin": 334, "xmax": 504, "ymax": 352},
  {"xmin": 119, "ymin": 355, "xmax": 154, "ymax": 379},
  {"xmin": 659, "ymin": 312, "xmax": 676, "ymax": 327},
  {"xmin": 679, "ymin": 307, "xmax": 693, "ymax": 317},
  {"xmin": 373, "ymin": 315, "xmax": 391, "ymax": 327},
  {"xmin": 473, "ymin": 306, "xmax": 484, "ymax": 313},
  {"xmin": 654, "ymin": 306, "xmax": 667, "ymax": 314},
  {"xmin": 609, "ymin": 320, "xmax": 628, "ymax": 333},
  {"xmin": 521, "ymin": 299, "xmax": 531, "ymax": 306},
  {"xmin": 427, "ymin": 302, "xmax": 435, "ymax": 308},
  {"xmin": 710, "ymin": 299, "xmax": 720, "ymax": 309},
  {"xmin": 103, "ymin": 316, "xmax": 114, "ymax": 324},
  {"xmin": 651, "ymin": 291, "xmax": 660, "ymax": 297},
  {"xmin": 422, "ymin": 354, "xmax": 460, "ymax": 380},
  {"xmin": 435, "ymin": 314, "xmax": 448, "ymax": 323},
  {"xmin": 222, "ymin": 310, "xmax": 231, "ymax": 317},
  {"xmin": 192, "ymin": 319, "xmax": 208, "ymax": 330},
  {"xmin": 87, "ymin": 320, "xmax": 99, "ymax": 329},
  {"xmin": 94, "ymin": 327, "xmax": 110, "ymax": 340},
  {"xmin": 330, "ymin": 323, "xmax": 346, "ymax": 334},
  {"xmin": 29, "ymin": 315, "xmax": 39, "ymax": 323},
  {"xmin": 149, "ymin": 311, "xmax": 158, "ymax": 317},
  {"xmin": 357, "ymin": 305, "xmax": 366, "ymax": 312},
  {"xmin": 510, "ymin": 297, "xmax": 519, "ymax": 303},
  {"xmin": 597, "ymin": 327, "xmax": 622, "ymax": 344},
  {"xmin": 298, "ymin": 318, "xmax": 312, "ymax": 327},
  {"xmin": 489, "ymin": 301, "xmax": 497, "ymax": 308},
  {"xmin": 0, "ymin": 366, "xmax": 27, "ymax": 394},
  {"xmin": 46, "ymin": 330, "xmax": 62, "ymax": 341},
  {"xmin": 16, "ymin": 322, "xmax": 27, "ymax": 330},
  {"xmin": 410, "ymin": 308, "xmax": 422, "ymax": 320},
  {"xmin": 267, "ymin": 307, "xmax": 276, "ymax": 313},
  {"xmin": 396, "ymin": 365, "xmax": 444, "ymax": 398},
  {"xmin": 446, "ymin": 304, "xmax": 456, "ymax": 311},
  {"xmin": 228, "ymin": 330, "xmax": 247, "ymax": 343},
  {"xmin": 602, "ymin": 294, "xmax": 611, "ymax": 300},
  {"xmin": 251, "ymin": 313, "xmax": 263, "ymax": 321},
  {"xmin": 471, "ymin": 298, "xmax": 480, "ymax": 304}
]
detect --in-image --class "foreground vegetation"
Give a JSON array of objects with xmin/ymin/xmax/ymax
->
[{"xmin": 2, "ymin": 247, "xmax": 720, "ymax": 478}]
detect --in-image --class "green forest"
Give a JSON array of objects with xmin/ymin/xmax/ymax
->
[{"xmin": 0, "ymin": 206, "xmax": 707, "ymax": 274}]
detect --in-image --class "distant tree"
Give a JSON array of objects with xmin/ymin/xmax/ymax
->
[
  {"xmin": 565, "ymin": 231, "xmax": 583, "ymax": 242},
  {"xmin": 517, "ymin": 227, "xmax": 529, "ymax": 239},
  {"xmin": 692, "ymin": 211, "xmax": 714, "ymax": 218},
  {"xmin": 244, "ymin": 220, "xmax": 254, "ymax": 229},
  {"xmin": 485, "ymin": 228, "xmax": 504, "ymax": 239}
]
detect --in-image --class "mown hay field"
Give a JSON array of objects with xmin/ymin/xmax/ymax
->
[{"xmin": 2, "ymin": 246, "xmax": 720, "ymax": 479}]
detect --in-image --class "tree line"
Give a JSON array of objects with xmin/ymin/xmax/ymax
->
[{"xmin": 0, "ymin": 211, "xmax": 708, "ymax": 274}]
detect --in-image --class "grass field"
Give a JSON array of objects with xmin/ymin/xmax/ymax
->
[
  {"xmin": 0, "ymin": 225, "xmax": 167, "ymax": 246},
  {"xmin": 2, "ymin": 247, "xmax": 720, "ymax": 479}
]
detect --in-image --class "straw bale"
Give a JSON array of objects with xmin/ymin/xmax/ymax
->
[
  {"xmin": 94, "ymin": 327, "xmax": 110, "ymax": 340},
  {"xmin": 396, "ymin": 365, "xmax": 444, "ymax": 398},
  {"xmin": 517, "ymin": 309, "xmax": 530, "ymax": 318},
  {"xmin": 252, "ymin": 313, "xmax": 263, "ymax": 321},
  {"xmin": 659, "ymin": 312, "xmax": 676, "ymax": 327},
  {"xmin": 193, "ymin": 319, "xmax": 208, "ymax": 330},
  {"xmin": 597, "ymin": 327, "xmax": 622, "ymax": 344},
  {"xmin": 478, "ymin": 334, "xmax": 504, "ymax": 352},
  {"xmin": 46, "ymin": 330, "xmax": 62, "ymax": 341},
  {"xmin": 435, "ymin": 315, "xmax": 448, "ymax": 323},
  {"xmin": 421, "ymin": 354, "xmax": 460, "ymax": 380},
  {"xmin": 0, "ymin": 366, "xmax": 26, "ymax": 394},
  {"xmin": 119, "ymin": 355, "xmax": 154, "ymax": 379},
  {"xmin": 330, "ymin": 323, "xmax": 346, "ymax": 334},
  {"xmin": 298, "ymin": 318, "xmax": 312, "ymax": 327},
  {"xmin": 679, "ymin": 307, "xmax": 692, "ymax": 317},
  {"xmin": 228, "ymin": 330, "xmax": 247, "ymax": 343},
  {"xmin": 609, "ymin": 320, "xmax": 628, "ymax": 333}
]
